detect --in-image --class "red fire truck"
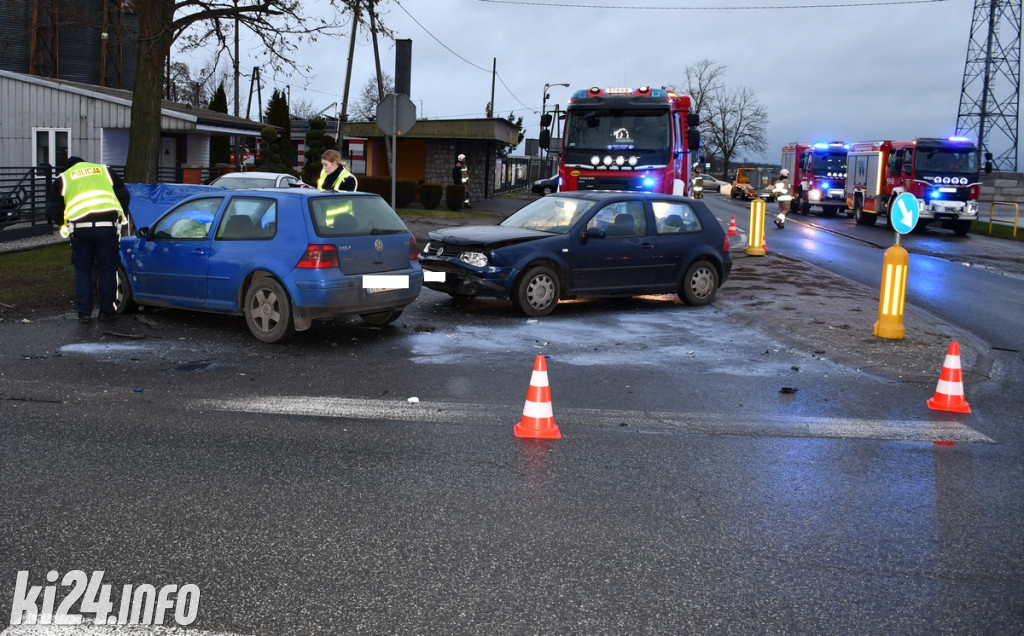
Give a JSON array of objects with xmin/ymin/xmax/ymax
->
[
  {"xmin": 544, "ymin": 86, "xmax": 701, "ymax": 195},
  {"xmin": 781, "ymin": 141, "xmax": 849, "ymax": 216},
  {"xmin": 844, "ymin": 137, "xmax": 980, "ymax": 235}
]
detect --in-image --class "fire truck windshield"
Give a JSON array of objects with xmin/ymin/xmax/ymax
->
[
  {"xmin": 916, "ymin": 148, "xmax": 978, "ymax": 177},
  {"xmin": 812, "ymin": 152, "xmax": 848, "ymax": 177},
  {"xmin": 564, "ymin": 109, "xmax": 670, "ymax": 164}
]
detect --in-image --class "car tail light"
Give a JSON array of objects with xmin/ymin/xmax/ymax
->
[
  {"xmin": 722, "ymin": 236, "xmax": 730, "ymax": 252},
  {"xmin": 409, "ymin": 237, "xmax": 418, "ymax": 260},
  {"xmin": 296, "ymin": 244, "xmax": 339, "ymax": 269}
]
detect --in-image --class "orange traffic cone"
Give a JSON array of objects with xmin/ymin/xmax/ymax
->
[
  {"xmin": 727, "ymin": 216, "xmax": 739, "ymax": 236},
  {"xmin": 762, "ymin": 237, "xmax": 768, "ymax": 254},
  {"xmin": 927, "ymin": 342, "xmax": 971, "ymax": 413},
  {"xmin": 514, "ymin": 354, "xmax": 561, "ymax": 439}
]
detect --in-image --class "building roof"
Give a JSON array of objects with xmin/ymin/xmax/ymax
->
[
  {"xmin": 0, "ymin": 68, "xmax": 268, "ymax": 136},
  {"xmin": 344, "ymin": 118, "xmax": 521, "ymax": 144}
]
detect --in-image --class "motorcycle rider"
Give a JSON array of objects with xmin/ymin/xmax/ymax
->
[{"xmin": 773, "ymin": 168, "xmax": 793, "ymax": 229}]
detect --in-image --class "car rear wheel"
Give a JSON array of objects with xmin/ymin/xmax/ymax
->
[
  {"xmin": 244, "ymin": 276, "xmax": 295, "ymax": 343},
  {"xmin": 680, "ymin": 260, "xmax": 719, "ymax": 306},
  {"xmin": 360, "ymin": 308, "xmax": 403, "ymax": 326},
  {"xmin": 513, "ymin": 265, "xmax": 559, "ymax": 317}
]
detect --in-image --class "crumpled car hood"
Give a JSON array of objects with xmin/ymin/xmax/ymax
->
[{"xmin": 427, "ymin": 225, "xmax": 551, "ymax": 248}]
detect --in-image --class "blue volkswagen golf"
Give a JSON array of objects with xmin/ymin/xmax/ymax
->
[
  {"xmin": 419, "ymin": 191, "xmax": 732, "ymax": 316},
  {"xmin": 116, "ymin": 188, "xmax": 422, "ymax": 342}
]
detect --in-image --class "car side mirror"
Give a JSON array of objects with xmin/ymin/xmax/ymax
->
[
  {"xmin": 136, "ymin": 227, "xmax": 150, "ymax": 240},
  {"xmin": 583, "ymin": 226, "xmax": 606, "ymax": 240}
]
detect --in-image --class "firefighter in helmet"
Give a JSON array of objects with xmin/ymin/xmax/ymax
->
[
  {"xmin": 691, "ymin": 163, "xmax": 704, "ymax": 199},
  {"xmin": 452, "ymin": 153, "xmax": 470, "ymax": 208},
  {"xmin": 773, "ymin": 168, "xmax": 793, "ymax": 229}
]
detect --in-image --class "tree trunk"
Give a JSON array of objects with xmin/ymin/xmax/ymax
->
[{"xmin": 125, "ymin": 0, "xmax": 176, "ymax": 184}]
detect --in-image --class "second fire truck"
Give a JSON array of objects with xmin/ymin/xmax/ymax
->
[
  {"xmin": 781, "ymin": 141, "xmax": 849, "ymax": 216},
  {"xmin": 844, "ymin": 137, "xmax": 980, "ymax": 236},
  {"xmin": 544, "ymin": 86, "xmax": 701, "ymax": 195}
]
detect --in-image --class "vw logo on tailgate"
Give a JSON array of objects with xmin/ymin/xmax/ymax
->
[{"xmin": 374, "ymin": 239, "xmax": 383, "ymax": 252}]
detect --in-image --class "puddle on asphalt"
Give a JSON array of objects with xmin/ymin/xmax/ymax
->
[{"xmin": 410, "ymin": 308, "xmax": 839, "ymax": 375}]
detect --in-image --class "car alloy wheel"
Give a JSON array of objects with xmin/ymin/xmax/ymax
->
[
  {"xmin": 680, "ymin": 260, "xmax": 719, "ymax": 306},
  {"xmin": 514, "ymin": 265, "xmax": 560, "ymax": 317},
  {"xmin": 244, "ymin": 276, "xmax": 295, "ymax": 343}
]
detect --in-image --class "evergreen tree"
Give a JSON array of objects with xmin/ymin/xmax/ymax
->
[
  {"xmin": 208, "ymin": 83, "xmax": 231, "ymax": 166},
  {"xmin": 302, "ymin": 117, "xmax": 331, "ymax": 186},
  {"xmin": 263, "ymin": 89, "xmax": 296, "ymax": 174}
]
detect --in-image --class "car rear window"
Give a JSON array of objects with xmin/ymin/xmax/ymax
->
[
  {"xmin": 308, "ymin": 195, "xmax": 409, "ymax": 237},
  {"xmin": 216, "ymin": 197, "xmax": 277, "ymax": 240},
  {"xmin": 652, "ymin": 200, "xmax": 702, "ymax": 234}
]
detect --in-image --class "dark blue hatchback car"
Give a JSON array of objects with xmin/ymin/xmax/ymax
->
[
  {"xmin": 117, "ymin": 188, "xmax": 422, "ymax": 342},
  {"xmin": 419, "ymin": 191, "xmax": 732, "ymax": 316}
]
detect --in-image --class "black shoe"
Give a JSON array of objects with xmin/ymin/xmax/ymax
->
[
  {"xmin": 774, "ymin": 219, "xmax": 784, "ymax": 229},
  {"xmin": 98, "ymin": 312, "xmax": 116, "ymax": 322},
  {"xmin": 464, "ymin": 203, "xmax": 472, "ymax": 209},
  {"xmin": 78, "ymin": 314, "xmax": 92, "ymax": 324}
]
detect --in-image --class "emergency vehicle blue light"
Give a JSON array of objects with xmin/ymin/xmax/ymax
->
[
  {"xmin": 813, "ymin": 142, "xmax": 829, "ymax": 149},
  {"xmin": 948, "ymin": 136, "xmax": 971, "ymax": 143},
  {"xmin": 821, "ymin": 181, "xmax": 830, "ymax": 190},
  {"xmin": 642, "ymin": 176, "xmax": 656, "ymax": 189}
]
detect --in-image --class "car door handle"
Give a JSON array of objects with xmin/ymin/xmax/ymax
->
[
  {"xmin": 192, "ymin": 248, "xmax": 206, "ymax": 256},
  {"xmin": 641, "ymin": 242, "xmax": 654, "ymax": 250}
]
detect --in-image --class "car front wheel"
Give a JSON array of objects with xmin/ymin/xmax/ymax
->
[
  {"xmin": 680, "ymin": 260, "xmax": 719, "ymax": 306},
  {"xmin": 244, "ymin": 277, "xmax": 295, "ymax": 343},
  {"xmin": 113, "ymin": 266, "xmax": 138, "ymax": 314},
  {"xmin": 513, "ymin": 265, "xmax": 560, "ymax": 317}
]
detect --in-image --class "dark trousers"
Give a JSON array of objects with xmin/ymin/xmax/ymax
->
[{"xmin": 70, "ymin": 226, "xmax": 119, "ymax": 316}]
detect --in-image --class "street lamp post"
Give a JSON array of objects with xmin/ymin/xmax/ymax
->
[{"xmin": 541, "ymin": 82, "xmax": 569, "ymax": 169}]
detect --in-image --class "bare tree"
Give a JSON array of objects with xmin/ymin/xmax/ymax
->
[
  {"xmin": 126, "ymin": 0, "xmax": 374, "ymax": 183},
  {"xmin": 681, "ymin": 58, "xmax": 727, "ymax": 127},
  {"xmin": 704, "ymin": 86, "xmax": 768, "ymax": 179},
  {"xmin": 352, "ymin": 73, "xmax": 394, "ymax": 121},
  {"xmin": 674, "ymin": 59, "xmax": 767, "ymax": 178}
]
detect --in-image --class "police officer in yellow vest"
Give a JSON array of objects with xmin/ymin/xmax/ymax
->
[
  {"xmin": 317, "ymin": 149, "xmax": 357, "ymax": 192},
  {"xmin": 47, "ymin": 156, "xmax": 130, "ymax": 323},
  {"xmin": 316, "ymin": 149, "xmax": 358, "ymax": 229}
]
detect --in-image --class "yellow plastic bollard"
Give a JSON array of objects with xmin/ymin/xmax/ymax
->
[
  {"xmin": 874, "ymin": 243, "xmax": 909, "ymax": 339},
  {"xmin": 745, "ymin": 198, "xmax": 766, "ymax": 256}
]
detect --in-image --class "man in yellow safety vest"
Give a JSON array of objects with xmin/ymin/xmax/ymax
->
[{"xmin": 47, "ymin": 156, "xmax": 130, "ymax": 323}]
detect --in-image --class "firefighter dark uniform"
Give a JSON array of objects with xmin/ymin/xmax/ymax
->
[
  {"xmin": 773, "ymin": 169, "xmax": 793, "ymax": 229},
  {"xmin": 452, "ymin": 153, "xmax": 470, "ymax": 208},
  {"xmin": 47, "ymin": 157, "xmax": 130, "ymax": 323}
]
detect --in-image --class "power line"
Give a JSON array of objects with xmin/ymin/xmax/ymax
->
[
  {"xmin": 391, "ymin": 0, "xmax": 531, "ymax": 115},
  {"xmin": 473, "ymin": 0, "xmax": 950, "ymax": 8}
]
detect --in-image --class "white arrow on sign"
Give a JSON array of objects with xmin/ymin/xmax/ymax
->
[{"xmin": 897, "ymin": 196, "xmax": 914, "ymax": 228}]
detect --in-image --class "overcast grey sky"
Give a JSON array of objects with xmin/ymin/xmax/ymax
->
[{"xmin": 185, "ymin": 0, "xmax": 1004, "ymax": 164}]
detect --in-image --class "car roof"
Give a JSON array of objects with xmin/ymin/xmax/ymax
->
[
  {"xmin": 213, "ymin": 171, "xmax": 293, "ymax": 179},
  {"xmin": 545, "ymin": 190, "xmax": 696, "ymax": 204}
]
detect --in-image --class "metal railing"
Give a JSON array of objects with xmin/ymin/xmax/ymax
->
[
  {"xmin": 493, "ymin": 156, "xmax": 558, "ymax": 194},
  {"xmin": 988, "ymin": 201, "xmax": 1020, "ymax": 238},
  {"xmin": 0, "ymin": 166, "xmax": 56, "ymax": 231}
]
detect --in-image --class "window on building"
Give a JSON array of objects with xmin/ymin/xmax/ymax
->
[{"xmin": 33, "ymin": 128, "xmax": 71, "ymax": 169}]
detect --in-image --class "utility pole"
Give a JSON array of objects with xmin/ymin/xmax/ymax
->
[
  {"xmin": 956, "ymin": 0, "xmax": 1021, "ymax": 172},
  {"xmin": 339, "ymin": 0, "xmax": 363, "ymax": 151}
]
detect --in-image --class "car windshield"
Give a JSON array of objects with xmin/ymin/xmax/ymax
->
[
  {"xmin": 211, "ymin": 176, "xmax": 278, "ymax": 188},
  {"xmin": 500, "ymin": 196, "xmax": 596, "ymax": 234},
  {"xmin": 309, "ymin": 195, "xmax": 409, "ymax": 237}
]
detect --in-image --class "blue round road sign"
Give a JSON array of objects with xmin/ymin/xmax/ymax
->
[{"xmin": 890, "ymin": 192, "xmax": 920, "ymax": 235}]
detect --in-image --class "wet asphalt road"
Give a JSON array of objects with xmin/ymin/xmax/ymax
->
[{"xmin": 2, "ymin": 196, "xmax": 1023, "ymax": 634}]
